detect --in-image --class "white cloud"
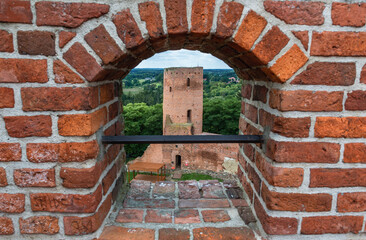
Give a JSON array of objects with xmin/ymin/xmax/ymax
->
[{"xmin": 136, "ymin": 49, "xmax": 231, "ymax": 69}]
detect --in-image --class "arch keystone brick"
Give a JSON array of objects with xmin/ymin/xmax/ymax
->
[
  {"xmin": 85, "ymin": 25, "xmax": 124, "ymax": 65},
  {"xmin": 232, "ymin": 11, "xmax": 267, "ymax": 52},
  {"xmin": 264, "ymin": 44, "xmax": 308, "ymax": 83},
  {"xmin": 63, "ymin": 43, "xmax": 106, "ymax": 82},
  {"xmin": 215, "ymin": 2, "xmax": 244, "ymax": 39}
]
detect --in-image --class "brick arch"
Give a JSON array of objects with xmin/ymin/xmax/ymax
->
[
  {"xmin": 61, "ymin": 1, "xmax": 308, "ymax": 85},
  {"xmin": 0, "ymin": 0, "xmax": 363, "ymax": 239}
]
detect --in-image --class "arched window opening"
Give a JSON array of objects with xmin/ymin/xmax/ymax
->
[
  {"xmin": 169, "ymin": 87, "xmax": 172, "ymax": 92},
  {"xmin": 176, "ymin": 155, "xmax": 182, "ymax": 169},
  {"xmin": 187, "ymin": 78, "xmax": 190, "ymax": 87},
  {"xmin": 187, "ymin": 109, "xmax": 192, "ymax": 123}
]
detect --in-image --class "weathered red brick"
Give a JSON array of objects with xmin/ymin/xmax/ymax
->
[
  {"xmin": 310, "ymin": 168, "xmax": 366, "ymax": 188},
  {"xmin": 337, "ymin": 192, "xmax": 366, "ymax": 213},
  {"xmin": 244, "ymin": 103, "xmax": 258, "ymax": 124},
  {"xmin": 262, "ymin": 185, "xmax": 331, "ymax": 212},
  {"xmin": 344, "ymin": 143, "xmax": 366, "ymax": 163},
  {"xmin": 191, "ymin": 0, "xmax": 215, "ymax": 36},
  {"xmin": 266, "ymin": 140, "xmax": 340, "ymax": 163},
  {"xmin": 252, "ymin": 85, "xmax": 268, "ymax": 103},
  {"xmin": 116, "ymin": 209, "xmax": 144, "ymax": 223},
  {"xmin": 108, "ymin": 102, "xmax": 119, "ymax": 121},
  {"xmin": 30, "ymin": 186, "xmax": 102, "ymax": 213},
  {"xmin": 256, "ymin": 152, "xmax": 303, "ymax": 187},
  {"xmin": 292, "ymin": 62, "xmax": 356, "ymax": 86},
  {"xmin": 345, "ymin": 91, "xmax": 366, "ymax": 111},
  {"xmin": 252, "ymin": 27, "xmax": 289, "ymax": 65},
  {"xmin": 0, "ymin": 88, "xmax": 14, "ymax": 108},
  {"xmin": 332, "ymin": 3, "xmax": 366, "ymax": 27},
  {"xmin": 14, "ymin": 168, "xmax": 55, "ymax": 187},
  {"xmin": 315, "ymin": 117, "xmax": 366, "ymax": 138},
  {"xmin": 85, "ymin": 24, "xmax": 124, "ymax": 65},
  {"xmin": 27, "ymin": 141, "xmax": 98, "ymax": 163},
  {"xmin": 145, "ymin": 209, "xmax": 172, "ymax": 223},
  {"xmin": 164, "ymin": 0, "xmax": 188, "ymax": 35},
  {"xmin": 301, "ymin": 216, "xmax": 363, "ymax": 234},
  {"xmin": 102, "ymin": 164, "xmax": 117, "ymax": 194},
  {"xmin": 36, "ymin": 2, "xmax": 109, "ymax": 28},
  {"xmin": 215, "ymin": 2, "xmax": 244, "ymax": 39},
  {"xmin": 174, "ymin": 209, "xmax": 200, "ymax": 224},
  {"xmin": 179, "ymin": 199, "xmax": 230, "ymax": 208},
  {"xmin": 254, "ymin": 197, "xmax": 298, "ymax": 235},
  {"xmin": 264, "ymin": 1, "xmax": 325, "ymax": 25},
  {"xmin": 202, "ymin": 210, "xmax": 231, "ymax": 223},
  {"xmin": 58, "ymin": 107, "xmax": 107, "ymax": 136},
  {"xmin": 245, "ymin": 163, "xmax": 261, "ymax": 194},
  {"xmin": 100, "ymin": 83, "xmax": 114, "ymax": 104},
  {"xmin": 0, "ymin": 193, "xmax": 25, "ymax": 213},
  {"xmin": 0, "ymin": 30, "xmax": 13, "ymax": 52},
  {"xmin": 59, "ymin": 31, "xmax": 76, "ymax": 48},
  {"xmin": 193, "ymin": 227, "xmax": 255, "ymax": 240},
  {"xmin": 64, "ymin": 194, "xmax": 112, "ymax": 235},
  {"xmin": 18, "ymin": 31, "xmax": 55, "ymax": 56},
  {"xmin": 311, "ymin": 31, "xmax": 366, "ymax": 56},
  {"xmin": 238, "ymin": 168, "xmax": 253, "ymax": 203},
  {"xmin": 159, "ymin": 228, "xmax": 190, "ymax": 240},
  {"xmin": 232, "ymin": 11, "xmax": 267, "ymax": 52},
  {"xmin": 292, "ymin": 31, "xmax": 308, "ymax": 50},
  {"xmin": 0, "ymin": 0, "xmax": 32, "ymax": 23},
  {"xmin": 99, "ymin": 226, "xmax": 155, "ymax": 240},
  {"xmin": 0, "ymin": 143, "xmax": 21, "ymax": 162},
  {"xmin": 4, "ymin": 115, "xmax": 52, "ymax": 138},
  {"xmin": 264, "ymin": 44, "xmax": 308, "ymax": 83},
  {"xmin": 0, "ymin": 58, "xmax": 48, "ymax": 83},
  {"xmin": 53, "ymin": 60, "xmax": 84, "ymax": 84},
  {"xmin": 19, "ymin": 216, "xmax": 59, "ymax": 234},
  {"xmin": 270, "ymin": 114, "xmax": 311, "ymax": 138},
  {"xmin": 60, "ymin": 163, "xmax": 101, "ymax": 188},
  {"xmin": 239, "ymin": 117, "xmax": 262, "ymax": 136},
  {"xmin": 0, "ymin": 168, "xmax": 7, "ymax": 187},
  {"xmin": 270, "ymin": 89, "xmax": 343, "ymax": 112},
  {"xmin": 22, "ymin": 87, "xmax": 98, "ymax": 111},
  {"xmin": 139, "ymin": 2, "xmax": 165, "ymax": 39},
  {"xmin": 361, "ymin": 64, "xmax": 366, "ymax": 84},
  {"xmin": 0, "ymin": 217, "xmax": 13, "ymax": 235},
  {"xmin": 63, "ymin": 43, "xmax": 106, "ymax": 82},
  {"xmin": 241, "ymin": 84, "xmax": 252, "ymax": 99},
  {"xmin": 113, "ymin": 9, "xmax": 144, "ymax": 49}
]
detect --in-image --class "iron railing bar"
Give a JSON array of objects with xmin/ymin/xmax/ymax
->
[{"xmin": 102, "ymin": 135, "xmax": 264, "ymax": 144}]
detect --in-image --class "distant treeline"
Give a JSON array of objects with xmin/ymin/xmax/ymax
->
[{"xmin": 122, "ymin": 68, "xmax": 240, "ymax": 106}]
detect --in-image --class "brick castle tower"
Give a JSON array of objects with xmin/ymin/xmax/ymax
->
[{"xmin": 163, "ymin": 67, "xmax": 203, "ymax": 135}]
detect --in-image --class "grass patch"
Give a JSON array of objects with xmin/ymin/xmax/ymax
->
[
  {"xmin": 176, "ymin": 173, "xmax": 223, "ymax": 182},
  {"xmin": 126, "ymin": 171, "xmax": 171, "ymax": 182},
  {"xmin": 123, "ymin": 87, "xmax": 143, "ymax": 94}
]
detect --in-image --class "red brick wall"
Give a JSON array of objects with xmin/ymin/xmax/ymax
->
[{"xmin": 0, "ymin": 0, "xmax": 365, "ymax": 238}]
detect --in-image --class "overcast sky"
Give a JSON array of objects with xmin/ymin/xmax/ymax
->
[{"xmin": 136, "ymin": 49, "xmax": 231, "ymax": 69}]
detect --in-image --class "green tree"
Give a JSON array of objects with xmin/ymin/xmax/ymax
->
[
  {"xmin": 123, "ymin": 103, "xmax": 163, "ymax": 158},
  {"xmin": 202, "ymin": 97, "xmax": 241, "ymax": 135}
]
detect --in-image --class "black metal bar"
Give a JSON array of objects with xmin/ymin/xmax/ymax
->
[{"xmin": 102, "ymin": 135, "xmax": 263, "ymax": 144}]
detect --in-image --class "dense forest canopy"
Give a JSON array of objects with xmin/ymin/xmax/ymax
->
[{"xmin": 122, "ymin": 68, "xmax": 241, "ymax": 158}]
